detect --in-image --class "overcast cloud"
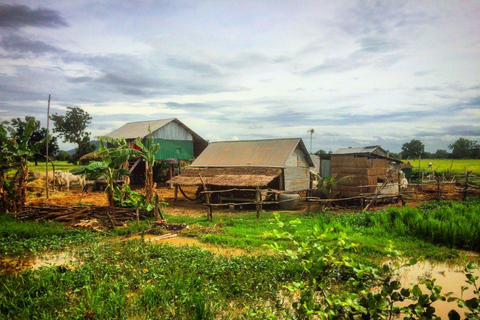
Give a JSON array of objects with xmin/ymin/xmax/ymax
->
[{"xmin": 0, "ymin": 0, "xmax": 479, "ymax": 152}]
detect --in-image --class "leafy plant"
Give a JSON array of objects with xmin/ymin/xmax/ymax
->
[
  {"xmin": 113, "ymin": 185, "xmax": 155, "ymax": 212},
  {"xmin": 72, "ymin": 137, "xmax": 142, "ymax": 207},
  {"xmin": 0, "ymin": 118, "xmax": 45, "ymax": 213},
  {"xmin": 133, "ymin": 126, "xmax": 160, "ymax": 205}
]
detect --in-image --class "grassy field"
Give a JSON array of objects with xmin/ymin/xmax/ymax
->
[
  {"xmin": 1, "ymin": 200, "xmax": 479, "ymax": 319},
  {"xmin": 27, "ymin": 161, "xmax": 79, "ymax": 173},
  {"xmin": 408, "ymin": 158, "xmax": 480, "ymax": 175}
]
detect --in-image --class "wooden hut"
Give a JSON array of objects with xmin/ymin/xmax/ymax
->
[
  {"xmin": 330, "ymin": 146, "xmax": 402, "ymax": 197},
  {"xmin": 169, "ymin": 138, "xmax": 314, "ymax": 192}
]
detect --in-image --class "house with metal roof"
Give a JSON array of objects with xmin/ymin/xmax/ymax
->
[
  {"xmin": 105, "ymin": 118, "xmax": 208, "ymax": 183},
  {"xmin": 169, "ymin": 138, "xmax": 314, "ymax": 191},
  {"xmin": 106, "ymin": 118, "xmax": 207, "ymax": 160},
  {"xmin": 328, "ymin": 145, "xmax": 403, "ymax": 197}
]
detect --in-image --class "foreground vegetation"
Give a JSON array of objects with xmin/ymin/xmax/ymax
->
[{"xmin": 1, "ymin": 200, "xmax": 479, "ymax": 319}]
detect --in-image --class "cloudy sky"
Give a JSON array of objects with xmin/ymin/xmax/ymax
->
[{"xmin": 1, "ymin": 1, "xmax": 479, "ymax": 153}]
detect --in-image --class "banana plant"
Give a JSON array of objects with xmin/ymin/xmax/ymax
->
[
  {"xmin": 310, "ymin": 170, "xmax": 353, "ymax": 209},
  {"xmin": 0, "ymin": 118, "xmax": 44, "ymax": 212},
  {"xmin": 133, "ymin": 127, "xmax": 160, "ymax": 205},
  {"xmin": 72, "ymin": 136, "xmax": 142, "ymax": 207}
]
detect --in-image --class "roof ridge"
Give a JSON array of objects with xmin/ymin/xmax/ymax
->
[
  {"xmin": 210, "ymin": 138, "xmax": 301, "ymax": 143},
  {"xmin": 125, "ymin": 118, "xmax": 176, "ymax": 124}
]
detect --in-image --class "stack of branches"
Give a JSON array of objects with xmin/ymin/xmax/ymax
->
[{"xmin": 16, "ymin": 205, "xmax": 150, "ymax": 225}]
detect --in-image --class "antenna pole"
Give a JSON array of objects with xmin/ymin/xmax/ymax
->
[{"xmin": 46, "ymin": 94, "xmax": 51, "ymax": 199}]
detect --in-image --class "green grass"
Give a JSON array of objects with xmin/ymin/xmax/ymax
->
[
  {"xmin": 0, "ymin": 214, "xmax": 99, "ymax": 255},
  {"xmin": 0, "ymin": 240, "xmax": 296, "ymax": 319},
  {"xmin": 28, "ymin": 161, "xmax": 79, "ymax": 173},
  {"xmin": 1, "ymin": 200, "xmax": 480, "ymax": 319},
  {"xmin": 408, "ymin": 158, "xmax": 480, "ymax": 175},
  {"xmin": 166, "ymin": 199, "xmax": 480, "ymax": 262}
]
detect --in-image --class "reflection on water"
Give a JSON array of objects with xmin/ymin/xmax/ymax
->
[
  {"xmin": 126, "ymin": 234, "xmax": 247, "ymax": 256},
  {"xmin": 396, "ymin": 260, "xmax": 480, "ymax": 319}
]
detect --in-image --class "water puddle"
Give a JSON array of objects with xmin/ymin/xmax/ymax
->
[
  {"xmin": 396, "ymin": 260, "xmax": 480, "ymax": 318},
  {"xmin": 124, "ymin": 234, "xmax": 247, "ymax": 256},
  {"xmin": 1, "ymin": 250, "xmax": 77, "ymax": 273}
]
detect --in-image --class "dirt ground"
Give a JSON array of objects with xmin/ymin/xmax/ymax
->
[{"xmin": 27, "ymin": 182, "xmax": 478, "ymax": 217}]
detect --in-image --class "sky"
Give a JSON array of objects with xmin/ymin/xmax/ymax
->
[{"xmin": 0, "ymin": 1, "xmax": 479, "ymax": 153}]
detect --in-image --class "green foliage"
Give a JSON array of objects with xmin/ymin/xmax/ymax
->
[
  {"xmin": 0, "ymin": 214, "xmax": 97, "ymax": 255},
  {"xmin": 449, "ymin": 138, "xmax": 480, "ymax": 159},
  {"xmin": 0, "ymin": 240, "xmax": 294, "ymax": 319},
  {"xmin": 72, "ymin": 137, "xmax": 143, "ymax": 206},
  {"xmin": 402, "ymin": 139, "xmax": 425, "ymax": 159},
  {"xmin": 50, "ymin": 107, "xmax": 95, "ymax": 163},
  {"xmin": 113, "ymin": 185, "xmax": 156, "ymax": 212},
  {"xmin": 269, "ymin": 214, "xmax": 480, "ymax": 319},
  {"xmin": 7, "ymin": 116, "xmax": 59, "ymax": 165}
]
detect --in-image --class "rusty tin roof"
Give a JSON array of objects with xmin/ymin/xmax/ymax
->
[{"xmin": 191, "ymin": 138, "xmax": 314, "ymax": 168}]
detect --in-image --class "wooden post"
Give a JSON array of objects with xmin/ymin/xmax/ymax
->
[
  {"xmin": 463, "ymin": 171, "xmax": 470, "ymax": 201},
  {"xmin": 154, "ymin": 193, "xmax": 160, "ymax": 220},
  {"xmin": 436, "ymin": 177, "xmax": 441, "ymax": 201},
  {"xmin": 45, "ymin": 94, "xmax": 51, "ymax": 199},
  {"xmin": 198, "ymin": 174, "xmax": 212, "ymax": 221},
  {"xmin": 174, "ymin": 184, "xmax": 178, "ymax": 205},
  {"xmin": 136, "ymin": 208, "xmax": 139, "ymax": 226},
  {"xmin": 307, "ymin": 189, "xmax": 311, "ymax": 214},
  {"xmin": 255, "ymin": 186, "xmax": 261, "ymax": 219}
]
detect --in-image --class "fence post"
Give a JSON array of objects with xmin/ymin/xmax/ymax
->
[{"xmin": 255, "ymin": 187, "xmax": 261, "ymax": 219}]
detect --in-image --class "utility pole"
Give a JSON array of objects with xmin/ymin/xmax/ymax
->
[{"xmin": 307, "ymin": 128, "xmax": 315, "ymax": 153}]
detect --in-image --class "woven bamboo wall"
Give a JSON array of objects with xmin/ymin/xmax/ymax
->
[{"xmin": 331, "ymin": 155, "xmax": 390, "ymax": 197}]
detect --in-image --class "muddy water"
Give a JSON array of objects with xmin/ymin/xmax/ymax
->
[
  {"xmin": 1, "ymin": 250, "xmax": 77, "ymax": 272},
  {"xmin": 396, "ymin": 261, "xmax": 480, "ymax": 319},
  {"xmin": 125, "ymin": 234, "xmax": 247, "ymax": 256}
]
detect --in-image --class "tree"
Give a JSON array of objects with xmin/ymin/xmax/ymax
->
[
  {"xmin": 314, "ymin": 149, "xmax": 328, "ymax": 156},
  {"xmin": 55, "ymin": 150, "xmax": 71, "ymax": 161},
  {"xmin": 50, "ymin": 107, "xmax": 94, "ymax": 164},
  {"xmin": 401, "ymin": 139, "xmax": 425, "ymax": 159},
  {"xmin": 449, "ymin": 138, "xmax": 479, "ymax": 159},
  {"xmin": 434, "ymin": 149, "xmax": 450, "ymax": 159},
  {"xmin": 7, "ymin": 116, "xmax": 59, "ymax": 166}
]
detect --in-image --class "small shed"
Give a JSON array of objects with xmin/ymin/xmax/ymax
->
[
  {"xmin": 169, "ymin": 138, "xmax": 314, "ymax": 191},
  {"xmin": 330, "ymin": 146, "xmax": 402, "ymax": 197}
]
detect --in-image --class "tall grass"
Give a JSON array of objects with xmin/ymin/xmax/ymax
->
[
  {"xmin": 370, "ymin": 200, "xmax": 480, "ymax": 250},
  {"xmin": 0, "ymin": 214, "xmax": 97, "ymax": 255}
]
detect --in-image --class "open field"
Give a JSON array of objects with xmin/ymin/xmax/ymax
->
[
  {"xmin": 28, "ymin": 161, "xmax": 79, "ymax": 173},
  {"xmin": 408, "ymin": 158, "xmax": 480, "ymax": 175}
]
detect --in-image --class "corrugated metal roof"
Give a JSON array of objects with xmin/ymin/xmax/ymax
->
[
  {"xmin": 332, "ymin": 145, "xmax": 401, "ymax": 162},
  {"xmin": 333, "ymin": 145, "xmax": 382, "ymax": 155},
  {"xmin": 191, "ymin": 138, "xmax": 314, "ymax": 168},
  {"xmin": 105, "ymin": 118, "xmax": 207, "ymax": 146}
]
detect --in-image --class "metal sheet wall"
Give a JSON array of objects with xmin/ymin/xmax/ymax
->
[
  {"xmin": 152, "ymin": 121, "xmax": 193, "ymax": 141},
  {"xmin": 151, "ymin": 139, "xmax": 194, "ymax": 160}
]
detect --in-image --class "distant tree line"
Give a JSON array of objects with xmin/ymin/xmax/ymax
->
[
  {"xmin": 400, "ymin": 138, "xmax": 480, "ymax": 160},
  {"xmin": 4, "ymin": 107, "xmax": 96, "ymax": 165}
]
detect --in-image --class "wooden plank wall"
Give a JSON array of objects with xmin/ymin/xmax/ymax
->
[{"xmin": 331, "ymin": 155, "xmax": 390, "ymax": 197}]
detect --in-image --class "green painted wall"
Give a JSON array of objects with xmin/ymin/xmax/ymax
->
[{"xmin": 149, "ymin": 139, "xmax": 194, "ymax": 160}]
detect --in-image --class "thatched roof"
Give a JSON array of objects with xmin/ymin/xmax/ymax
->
[{"xmin": 168, "ymin": 167, "xmax": 282, "ymax": 187}]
